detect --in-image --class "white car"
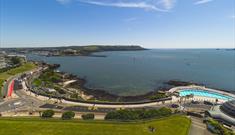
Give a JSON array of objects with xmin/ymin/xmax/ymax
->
[{"xmin": 13, "ymin": 101, "xmax": 22, "ymax": 106}]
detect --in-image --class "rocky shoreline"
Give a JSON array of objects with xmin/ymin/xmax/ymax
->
[
  {"xmin": 35, "ymin": 63, "xmax": 234, "ymax": 103},
  {"xmin": 65, "ymin": 75, "xmax": 159, "ymax": 102},
  {"xmin": 165, "ymin": 80, "xmax": 203, "ymax": 86},
  {"xmin": 37, "ymin": 63, "xmax": 170, "ymax": 102}
]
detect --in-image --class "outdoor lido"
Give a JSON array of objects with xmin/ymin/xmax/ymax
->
[
  {"xmin": 169, "ymin": 85, "xmax": 235, "ymax": 103},
  {"xmin": 169, "ymin": 86, "xmax": 235, "ymax": 126}
]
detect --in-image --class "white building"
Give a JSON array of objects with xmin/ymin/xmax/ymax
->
[{"xmin": 0, "ymin": 54, "xmax": 7, "ymax": 69}]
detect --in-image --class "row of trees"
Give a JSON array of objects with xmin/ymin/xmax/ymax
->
[
  {"xmin": 105, "ymin": 107, "xmax": 172, "ymax": 120},
  {"xmin": 41, "ymin": 110, "xmax": 94, "ymax": 120},
  {"xmin": 41, "ymin": 107, "xmax": 172, "ymax": 121}
]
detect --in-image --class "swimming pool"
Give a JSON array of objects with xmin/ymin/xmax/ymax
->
[{"xmin": 179, "ymin": 89, "xmax": 234, "ymax": 100}]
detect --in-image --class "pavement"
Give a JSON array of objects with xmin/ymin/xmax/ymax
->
[{"xmin": 189, "ymin": 116, "xmax": 213, "ymax": 135}]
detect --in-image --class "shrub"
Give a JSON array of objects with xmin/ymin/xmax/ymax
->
[
  {"xmin": 33, "ymin": 79, "xmax": 42, "ymax": 87},
  {"xmin": 105, "ymin": 107, "xmax": 172, "ymax": 120},
  {"xmin": 207, "ymin": 119, "xmax": 234, "ymax": 135},
  {"xmin": 41, "ymin": 110, "xmax": 55, "ymax": 118},
  {"xmin": 82, "ymin": 113, "xmax": 95, "ymax": 120},
  {"xmin": 157, "ymin": 107, "xmax": 172, "ymax": 116},
  {"xmin": 62, "ymin": 111, "xmax": 75, "ymax": 120},
  {"xmin": 70, "ymin": 93, "xmax": 79, "ymax": 99},
  {"xmin": 54, "ymin": 86, "xmax": 66, "ymax": 94},
  {"xmin": 150, "ymin": 93, "xmax": 168, "ymax": 100},
  {"xmin": 10, "ymin": 56, "xmax": 21, "ymax": 65},
  {"xmin": 105, "ymin": 110, "xmax": 140, "ymax": 120}
]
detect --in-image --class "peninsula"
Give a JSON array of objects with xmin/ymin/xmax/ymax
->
[{"xmin": 2, "ymin": 45, "xmax": 147, "ymax": 57}]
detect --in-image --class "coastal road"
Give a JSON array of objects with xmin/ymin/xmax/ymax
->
[
  {"xmin": 0, "ymin": 69, "xmax": 45, "ymax": 113},
  {"xmin": 0, "ymin": 89, "xmax": 44, "ymax": 113},
  {"xmin": 0, "ymin": 98, "xmax": 22, "ymax": 112}
]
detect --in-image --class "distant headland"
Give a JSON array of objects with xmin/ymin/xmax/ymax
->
[{"xmin": 2, "ymin": 45, "xmax": 147, "ymax": 57}]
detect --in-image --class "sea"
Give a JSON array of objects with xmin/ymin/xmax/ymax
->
[{"xmin": 27, "ymin": 49, "xmax": 235, "ymax": 96}]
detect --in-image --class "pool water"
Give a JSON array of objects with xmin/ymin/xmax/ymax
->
[{"xmin": 179, "ymin": 89, "xmax": 234, "ymax": 100}]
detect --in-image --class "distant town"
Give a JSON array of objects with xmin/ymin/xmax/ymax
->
[{"xmin": 1, "ymin": 45, "xmax": 146, "ymax": 57}]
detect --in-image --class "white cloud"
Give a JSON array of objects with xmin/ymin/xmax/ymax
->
[
  {"xmin": 78, "ymin": 0, "xmax": 175, "ymax": 12},
  {"xmin": 158, "ymin": 0, "xmax": 176, "ymax": 10},
  {"xmin": 55, "ymin": 0, "xmax": 216, "ymax": 11},
  {"xmin": 194, "ymin": 0, "xmax": 213, "ymax": 5}
]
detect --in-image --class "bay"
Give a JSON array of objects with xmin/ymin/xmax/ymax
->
[{"xmin": 27, "ymin": 49, "xmax": 235, "ymax": 96}]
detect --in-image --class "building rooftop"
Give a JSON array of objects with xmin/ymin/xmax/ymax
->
[
  {"xmin": 220, "ymin": 100, "xmax": 235, "ymax": 118},
  {"xmin": 207, "ymin": 100, "xmax": 235, "ymax": 126}
]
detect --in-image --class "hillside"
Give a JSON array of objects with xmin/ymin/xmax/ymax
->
[{"xmin": 2, "ymin": 45, "xmax": 147, "ymax": 56}]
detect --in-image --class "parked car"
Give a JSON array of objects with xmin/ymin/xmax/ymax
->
[
  {"xmin": 203, "ymin": 101, "xmax": 213, "ymax": 106},
  {"xmin": 191, "ymin": 100, "xmax": 200, "ymax": 104},
  {"xmin": 171, "ymin": 104, "xmax": 179, "ymax": 108}
]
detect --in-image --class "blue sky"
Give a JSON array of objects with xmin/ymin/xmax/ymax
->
[{"xmin": 0, "ymin": 0, "xmax": 234, "ymax": 48}]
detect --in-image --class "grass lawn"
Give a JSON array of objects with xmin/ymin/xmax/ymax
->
[
  {"xmin": 0, "ymin": 62, "xmax": 36, "ymax": 84},
  {"xmin": 0, "ymin": 63, "xmax": 36, "ymax": 95},
  {"xmin": 0, "ymin": 115, "xmax": 191, "ymax": 135}
]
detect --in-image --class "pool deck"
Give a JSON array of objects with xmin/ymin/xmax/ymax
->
[{"xmin": 168, "ymin": 85, "xmax": 235, "ymax": 103}]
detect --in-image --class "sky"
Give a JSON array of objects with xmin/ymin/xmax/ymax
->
[{"xmin": 0, "ymin": 0, "xmax": 234, "ymax": 48}]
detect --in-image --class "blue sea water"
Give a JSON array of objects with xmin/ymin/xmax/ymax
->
[{"xmin": 27, "ymin": 49, "xmax": 235, "ymax": 96}]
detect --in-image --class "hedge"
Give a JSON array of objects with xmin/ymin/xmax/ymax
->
[
  {"xmin": 105, "ymin": 107, "xmax": 172, "ymax": 120},
  {"xmin": 62, "ymin": 111, "xmax": 75, "ymax": 120},
  {"xmin": 41, "ymin": 110, "xmax": 55, "ymax": 118}
]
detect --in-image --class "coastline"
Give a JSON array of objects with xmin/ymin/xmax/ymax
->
[
  {"xmin": 4, "ymin": 62, "xmax": 232, "ymax": 108},
  {"xmin": 5, "ymin": 45, "xmax": 148, "ymax": 57},
  {"xmin": 61, "ymin": 74, "xmax": 160, "ymax": 102},
  {"xmin": 58, "ymin": 73, "xmax": 235, "ymax": 102},
  {"xmin": 31, "ymin": 62, "xmax": 171, "ymax": 102},
  {"xmin": 30, "ymin": 62, "xmax": 235, "ymax": 103}
]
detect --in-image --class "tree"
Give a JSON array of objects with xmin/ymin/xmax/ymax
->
[
  {"xmin": 62, "ymin": 111, "xmax": 75, "ymax": 120},
  {"xmin": 10, "ymin": 57, "xmax": 21, "ymax": 65},
  {"xmin": 157, "ymin": 107, "xmax": 172, "ymax": 116},
  {"xmin": 81, "ymin": 113, "xmax": 95, "ymax": 120},
  {"xmin": 41, "ymin": 110, "xmax": 55, "ymax": 118},
  {"xmin": 105, "ymin": 107, "xmax": 172, "ymax": 120}
]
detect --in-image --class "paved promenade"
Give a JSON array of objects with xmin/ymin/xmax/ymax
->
[{"xmin": 189, "ymin": 116, "xmax": 213, "ymax": 135}]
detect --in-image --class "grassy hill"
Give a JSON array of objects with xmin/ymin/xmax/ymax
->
[
  {"xmin": 2, "ymin": 45, "xmax": 147, "ymax": 56},
  {"xmin": 0, "ymin": 115, "xmax": 190, "ymax": 135}
]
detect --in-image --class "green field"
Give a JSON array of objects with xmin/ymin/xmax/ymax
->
[
  {"xmin": 0, "ymin": 115, "xmax": 191, "ymax": 135},
  {"xmin": 0, "ymin": 62, "xmax": 36, "ymax": 84}
]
